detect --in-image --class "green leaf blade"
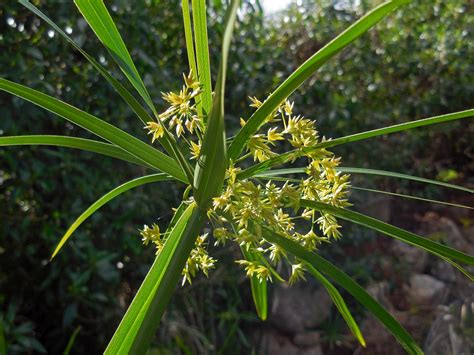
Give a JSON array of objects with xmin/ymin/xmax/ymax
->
[
  {"xmin": 262, "ymin": 227, "xmax": 423, "ymax": 355},
  {"xmin": 192, "ymin": 0, "xmax": 213, "ymax": 116},
  {"xmin": 241, "ymin": 247, "xmax": 268, "ymax": 320},
  {"xmin": 228, "ymin": 0, "xmax": 410, "ymax": 160},
  {"xmin": 74, "ymin": 0, "xmax": 154, "ymax": 110},
  {"xmin": 193, "ymin": 0, "xmax": 239, "ymax": 207},
  {"xmin": 339, "ymin": 167, "xmax": 474, "ymax": 194},
  {"xmin": 240, "ymin": 109, "xmax": 474, "ymax": 179},
  {"xmin": 0, "ymin": 79, "xmax": 187, "ymax": 182},
  {"xmin": 300, "ymin": 199, "xmax": 474, "ymax": 268},
  {"xmin": 254, "ymin": 167, "xmax": 473, "ymax": 194},
  {"xmin": 105, "ymin": 203, "xmax": 207, "ymax": 354},
  {"xmin": 19, "ymin": 0, "xmax": 152, "ymax": 127},
  {"xmin": 51, "ymin": 174, "xmax": 172, "ymax": 259},
  {"xmin": 304, "ymin": 263, "xmax": 365, "ymax": 347},
  {"xmin": 310, "ymin": 109, "xmax": 474, "ymax": 153},
  {"xmin": 0, "ymin": 135, "xmax": 151, "ymax": 167},
  {"xmin": 351, "ymin": 186, "xmax": 473, "ymax": 210}
]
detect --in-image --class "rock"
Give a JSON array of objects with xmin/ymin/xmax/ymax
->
[
  {"xmin": 298, "ymin": 345, "xmax": 323, "ymax": 355},
  {"xmin": 417, "ymin": 213, "xmax": 474, "ymax": 255},
  {"xmin": 259, "ymin": 329, "xmax": 299, "ymax": 355},
  {"xmin": 360, "ymin": 195, "xmax": 392, "ymax": 222},
  {"xmin": 431, "ymin": 260, "xmax": 457, "ymax": 283},
  {"xmin": 293, "ymin": 331, "xmax": 321, "ymax": 347},
  {"xmin": 391, "ymin": 240, "xmax": 428, "ymax": 273},
  {"xmin": 271, "ymin": 284, "xmax": 332, "ymax": 333},
  {"xmin": 366, "ymin": 281, "xmax": 391, "ymax": 308},
  {"xmin": 406, "ymin": 274, "xmax": 447, "ymax": 306},
  {"xmin": 259, "ymin": 329, "xmax": 323, "ymax": 355},
  {"xmin": 424, "ymin": 298, "xmax": 474, "ymax": 354},
  {"xmin": 358, "ymin": 314, "xmax": 407, "ymax": 355}
]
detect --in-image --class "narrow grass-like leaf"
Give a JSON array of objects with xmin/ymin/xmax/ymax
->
[
  {"xmin": 255, "ymin": 167, "xmax": 473, "ymax": 194},
  {"xmin": 182, "ymin": 0, "xmax": 199, "ymax": 91},
  {"xmin": 51, "ymin": 174, "xmax": 173, "ymax": 259},
  {"xmin": 304, "ymin": 263, "xmax": 365, "ymax": 347},
  {"xmin": 255, "ymin": 176, "xmax": 472, "ymax": 209},
  {"xmin": 239, "ymin": 109, "xmax": 474, "ymax": 179},
  {"xmin": 19, "ymin": 0, "xmax": 197, "ymax": 183},
  {"xmin": 192, "ymin": 0, "xmax": 213, "ymax": 116},
  {"xmin": 72, "ymin": 0, "xmax": 194, "ymax": 183},
  {"xmin": 310, "ymin": 109, "xmax": 474, "ymax": 153},
  {"xmin": 300, "ymin": 199, "xmax": 474, "ymax": 268},
  {"xmin": 351, "ymin": 186, "xmax": 473, "ymax": 210},
  {"xmin": 0, "ymin": 79, "xmax": 187, "ymax": 182},
  {"xmin": 74, "ymin": 0, "xmax": 154, "ymax": 110},
  {"xmin": 339, "ymin": 167, "xmax": 474, "ymax": 194},
  {"xmin": 228, "ymin": 0, "xmax": 409, "ymax": 160},
  {"xmin": 241, "ymin": 247, "xmax": 268, "ymax": 320},
  {"xmin": 0, "ymin": 135, "xmax": 151, "ymax": 167},
  {"xmin": 105, "ymin": 203, "xmax": 207, "ymax": 354},
  {"xmin": 262, "ymin": 227, "xmax": 423, "ymax": 354},
  {"xmin": 19, "ymin": 0, "xmax": 150, "ymax": 126},
  {"xmin": 193, "ymin": 0, "xmax": 239, "ymax": 207},
  {"xmin": 63, "ymin": 326, "xmax": 82, "ymax": 355}
]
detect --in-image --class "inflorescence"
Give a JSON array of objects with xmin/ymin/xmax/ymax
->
[{"xmin": 142, "ymin": 72, "xmax": 351, "ymax": 285}]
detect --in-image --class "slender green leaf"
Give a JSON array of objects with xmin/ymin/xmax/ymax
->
[
  {"xmin": 239, "ymin": 109, "xmax": 474, "ymax": 179},
  {"xmin": 193, "ymin": 0, "xmax": 239, "ymax": 207},
  {"xmin": 0, "ymin": 135, "xmax": 152, "ymax": 168},
  {"xmin": 315, "ymin": 109, "xmax": 474, "ymax": 153},
  {"xmin": 339, "ymin": 167, "xmax": 474, "ymax": 194},
  {"xmin": 241, "ymin": 247, "xmax": 268, "ymax": 320},
  {"xmin": 262, "ymin": 227, "xmax": 423, "ymax": 354},
  {"xmin": 228, "ymin": 0, "xmax": 409, "ymax": 160},
  {"xmin": 74, "ymin": 0, "xmax": 153, "ymax": 110},
  {"xmin": 105, "ymin": 203, "xmax": 207, "ymax": 354},
  {"xmin": 304, "ymin": 263, "xmax": 365, "ymax": 347},
  {"xmin": 0, "ymin": 79, "xmax": 187, "ymax": 182},
  {"xmin": 182, "ymin": 0, "xmax": 198, "ymax": 90},
  {"xmin": 254, "ymin": 176, "xmax": 472, "ymax": 209},
  {"xmin": 351, "ymin": 186, "xmax": 473, "ymax": 210},
  {"xmin": 192, "ymin": 0, "xmax": 213, "ymax": 116},
  {"xmin": 19, "ymin": 0, "xmax": 150, "ymax": 126},
  {"xmin": 63, "ymin": 326, "xmax": 82, "ymax": 355},
  {"xmin": 52, "ymin": 174, "xmax": 173, "ymax": 258},
  {"xmin": 300, "ymin": 199, "xmax": 474, "ymax": 268},
  {"xmin": 72, "ymin": 0, "xmax": 194, "ymax": 183},
  {"xmin": 255, "ymin": 167, "xmax": 473, "ymax": 194}
]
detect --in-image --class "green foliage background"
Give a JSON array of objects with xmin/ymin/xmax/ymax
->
[{"xmin": 0, "ymin": 0, "xmax": 472, "ymax": 353}]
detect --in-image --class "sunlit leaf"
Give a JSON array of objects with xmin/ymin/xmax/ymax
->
[
  {"xmin": 304, "ymin": 263, "xmax": 365, "ymax": 347},
  {"xmin": 301, "ymin": 199, "xmax": 474, "ymax": 272},
  {"xmin": 0, "ymin": 79, "xmax": 187, "ymax": 182},
  {"xmin": 262, "ymin": 227, "xmax": 423, "ymax": 354},
  {"xmin": 228, "ymin": 0, "xmax": 410, "ymax": 160},
  {"xmin": 239, "ymin": 109, "xmax": 474, "ymax": 179},
  {"xmin": 193, "ymin": 0, "xmax": 239, "ymax": 207},
  {"xmin": 241, "ymin": 247, "xmax": 268, "ymax": 320},
  {"xmin": 105, "ymin": 203, "xmax": 207, "ymax": 354},
  {"xmin": 52, "ymin": 174, "xmax": 173, "ymax": 258}
]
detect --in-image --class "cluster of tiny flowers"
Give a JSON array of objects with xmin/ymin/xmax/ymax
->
[
  {"xmin": 143, "ymin": 73, "xmax": 351, "ymax": 285},
  {"xmin": 211, "ymin": 98, "xmax": 351, "ymax": 283},
  {"xmin": 145, "ymin": 71, "xmax": 203, "ymax": 148},
  {"xmin": 139, "ymin": 223, "xmax": 216, "ymax": 285}
]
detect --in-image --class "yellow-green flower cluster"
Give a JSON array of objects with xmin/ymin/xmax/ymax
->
[
  {"xmin": 211, "ymin": 98, "xmax": 351, "ymax": 283},
  {"xmin": 145, "ymin": 71, "xmax": 203, "ymax": 141},
  {"xmin": 143, "ymin": 73, "xmax": 351, "ymax": 285},
  {"xmin": 139, "ymin": 224, "xmax": 215, "ymax": 285}
]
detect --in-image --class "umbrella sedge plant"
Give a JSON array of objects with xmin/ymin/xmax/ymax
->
[{"xmin": 1, "ymin": 0, "xmax": 473, "ymax": 353}]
